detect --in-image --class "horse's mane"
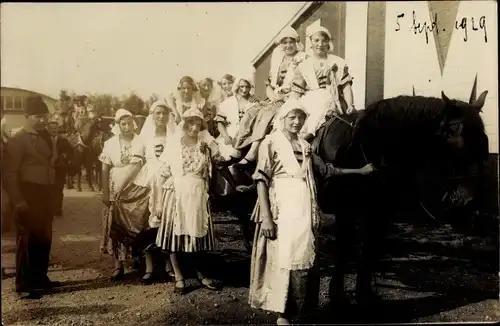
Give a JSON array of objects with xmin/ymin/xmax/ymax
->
[{"xmin": 362, "ymin": 95, "xmax": 445, "ymax": 131}]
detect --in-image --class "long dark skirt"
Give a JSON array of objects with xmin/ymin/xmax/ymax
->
[{"xmin": 101, "ymin": 183, "xmax": 151, "ymax": 261}]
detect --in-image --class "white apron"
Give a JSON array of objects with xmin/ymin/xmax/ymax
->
[
  {"xmin": 166, "ymin": 138, "xmax": 211, "ymax": 237},
  {"xmin": 273, "ymin": 132, "xmax": 316, "ymax": 270},
  {"xmin": 172, "ymin": 174, "xmax": 209, "ymax": 237}
]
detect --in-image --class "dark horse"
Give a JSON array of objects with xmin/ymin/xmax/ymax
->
[
  {"xmin": 215, "ymin": 90, "xmax": 489, "ymax": 305},
  {"xmin": 69, "ymin": 116, "xmax": 113, "ymax": 192},
  {"xmin": 313, "ymin": 90, "xmax": 489, "ymax": 305}
]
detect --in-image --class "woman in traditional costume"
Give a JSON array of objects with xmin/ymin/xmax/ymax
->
[
  {"xmin": 130, "ymin": 100, "xmax": 177, "ymax": 284},
  {"xmin": 218, "ymin": 74, "xmax": 235, "ymax": 101},
  {"xmin": 290, "ymin": 25, "xmax": 355, "ymax": 142},
  {"xmin": 197, "ymin": 77, "xmax": 223, "ymax": 138},
  {"xmin": 248, "ymin": 99, "xmax": 374, "ymax": 324},
  {"xmin": 215, "ymin": 74, "xmax": 260, "ymax": 153},
  {"xmin": 100, "ymin": 109, "xmax": 148, "ymax": 281},
  {"xmin": 155, "ymin": 108, "xmax": 226, "ymax": 294},
  {"xmin": 234, "ymin": 26, "xmax": 306, "ymax": 167},
  {"xmin": 166, "ymin": 76, "xmax": 205, "ymax": 125},
  {"xmin": 213, "ymin": 74, "xmax": 260, "ymax": 194}
]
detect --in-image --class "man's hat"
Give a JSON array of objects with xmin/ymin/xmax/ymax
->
[{"xmin": 25, "ymin": 96, "xmax": 49, "ymax": 115}]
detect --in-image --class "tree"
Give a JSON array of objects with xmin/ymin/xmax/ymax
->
[
  {"xmin": 122, "ymin": 92, "xmax": 145, "ymax": 115},
  {"xmin": 92, "ymin": 93, "xmax": 113, "ymax": 116}
]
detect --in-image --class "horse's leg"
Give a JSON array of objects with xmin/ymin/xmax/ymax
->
[
  {"xmin": 76, "ymin": 168, "xmax": 83, "ymax": 192},
  {"xmin": 354, "ymin": 216, "xmax": 382, "ymax": 305},
  {"xmin": 66, "ymin": 175, "xmax": 74, "ymax": 189},
  {"xmin": 86, "ymin": 159, "xmax": 95, "ymax": 192},
  {"xmin": 355, "ymin": 186, "xmax": 390, "ymax": 306}
]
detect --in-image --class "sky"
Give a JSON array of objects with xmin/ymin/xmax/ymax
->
[{"xmin": 0, "ymin": 2, "xmax": 305, "ymax": 100}]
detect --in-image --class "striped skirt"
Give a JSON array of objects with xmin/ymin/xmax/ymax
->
[{"xmin": 155, "ymin": 186, "xmax": 215, "ymax": 253}]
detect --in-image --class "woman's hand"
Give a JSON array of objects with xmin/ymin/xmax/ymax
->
[
  {"xmin": 261, "ymin": 217, "xmax": 277, "ymax": 240},
  {"xmin": 359, "ymin": 163, "xmax": 376, "ymax": 175},
  {"xmin": 304, "ymin": 145, "xmax": 312, "ymax": 157}
]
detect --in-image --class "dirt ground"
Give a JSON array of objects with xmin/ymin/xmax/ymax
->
[{"xmin": 2, "ymin": 187, "xmax": 499, "ymax": 325}]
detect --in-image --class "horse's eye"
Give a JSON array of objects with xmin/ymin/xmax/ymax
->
[{"xmin": 449, "ymin": 123, "xmax": 463, "ymax": 134}]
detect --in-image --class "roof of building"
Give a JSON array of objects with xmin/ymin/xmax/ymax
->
[
  {"xmin": 0, "ymin": 86, "xmax": 58, "ymax": 102},
  {"xmin": 250, "ymin": 2, "xmax": 318, "ymax": 66}
]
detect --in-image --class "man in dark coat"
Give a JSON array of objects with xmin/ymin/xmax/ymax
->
[
  {"xmin": 47, "ymin": 119, "xmax": 74, "ymax": 218},
  {"xmin": 2, "ymin": 96, "xmax": 61, "ymax": 299}
]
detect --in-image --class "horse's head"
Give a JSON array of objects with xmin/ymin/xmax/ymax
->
[
  {"xmin": 440, "ymin": 90, "xmax": 489, "ymax": 165},
  {"xmin": 417, "ymin": 91, "xmax": 491, "ymax": 221}
]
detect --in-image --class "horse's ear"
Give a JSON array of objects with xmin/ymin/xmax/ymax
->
[
  {"xmin": 471, "ymin": 90, "xmax": 488, "ymax": 113},
  {"xmin": 441, "ymin": 91, "xmax": 451, "ymax": 104}
]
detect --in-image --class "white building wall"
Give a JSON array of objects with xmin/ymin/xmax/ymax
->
[
  {"xmin": 344, "ymin": 1, "xmax": 368, "ymax": 110},
  {"xmin": 383, "ymin": 1, "xmax": 498, "ymax": 153}
]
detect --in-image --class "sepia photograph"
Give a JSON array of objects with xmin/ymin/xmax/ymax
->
[{"xmin": 1, "ymin": 1, "xmax": 498, "ymax": 325}]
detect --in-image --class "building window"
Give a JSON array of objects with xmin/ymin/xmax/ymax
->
[
  {"xmin": 5, "ymin": 96, "xmax": 13, "ymax": 110},
  {"xmin": 14, "ymin": 96, "xmax": 23, "ymax": 110},
  {"xmin": 305, "ymin": 19, "xmax": 322, "ymax": 52}
]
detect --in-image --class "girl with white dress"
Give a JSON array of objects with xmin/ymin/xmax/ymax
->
[
  {"xmin": 234, "ymin": 26, "xmax": 306, "ymax": 167},
  {"xmin": 215, "ymin": 76, "xmax": 260, "ymax": 160},
  {"xmin": 248, "ymin": 99, "xmax": 375, "ymax": 324},
  {"xmin": 155, "ymin": 108, "xmax": 227, "ymax": 294},
  {"xmin": 290, "ymin": 25, "xmax": 355, "ymax": 142},
  {"xmin": 130, "ymin": 100, "xmax": 177, "ymax": 284}
]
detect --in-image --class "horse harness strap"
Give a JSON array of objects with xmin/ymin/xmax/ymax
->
[{"xmin": 329, "ymin": 113, "xmax": 370, "ymax": 165}]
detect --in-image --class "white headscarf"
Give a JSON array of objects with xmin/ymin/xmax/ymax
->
[
  {"xmin": 111, "ymin": 109, "xmax": 137, "ymax": 135},
  {"xmin": 274, "ymin": 26, "xmax": 305, "ymax": 51},
  {"xmin": 232, "ymin": 66, "xmax": 256, "ymax": 95},
  {"xmin": 139, "ymin": 100, "xmax": 176, "ymax": 142},
  {"xmin": 274, "ymin": 98, "xmax": 310, "ymax": 132},
  {"xmin": 275, "ymin": 26, "xmax": 300, "ymax": 44},
  {"xmin": 160, "ymin": 108, "xmax": 208, "ymax": 163},
  {"xmin": 175, "ymin": 107, "xmax": 205, "ymax": 135},
  {"xmin": 270, "ymin": 26, "xmax": 305, "ymax": 89},
  {"xmin": 306, "ymin": 25, "xmax": 335, "ymax": 55}
]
